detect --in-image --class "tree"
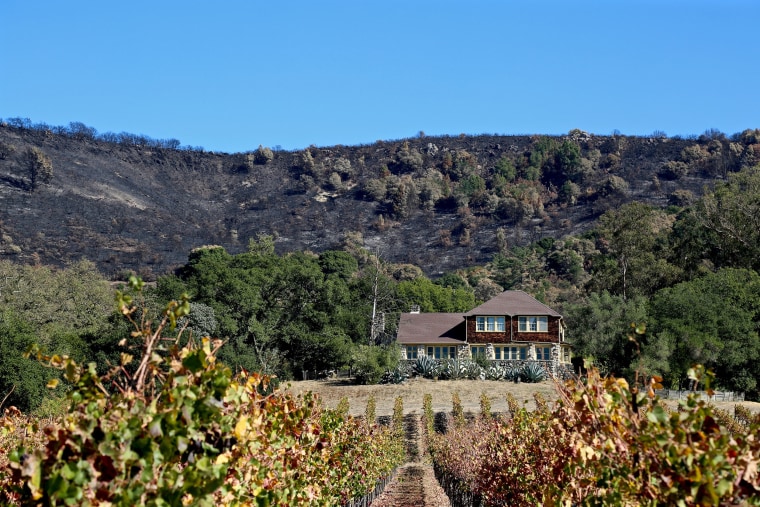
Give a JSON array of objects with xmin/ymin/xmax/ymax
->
[
  {"xmin": 690, "ymin": 165, "xmax": 760, "ymax": 271},
  {"xmin": 396, "ymin": 277, "xmax": 475, "ymax": 313},
  {"xmin": 542, "ymin": 140, "xmax": 582, "ymax": 186},
  {"xmin": 319, "ymin": 250, "xmax": 359, "ymax": 281},
  {"xmin": 27, "ymin": 147, "xmax": 53, "ymax": 189},
  {"xmin": 649, "ymin": 268, "xmax": 760, "ymax": 395},
  {"xmin": 0, "ymin": 310, "xmax": 59, "ymax": 412},
  {"xmin": 493, "ymin": 155, "xmax": 516, "ymax": 182},
  {"xmin": 0, "ymin": 259, "xmax": 113, "ymax": 349},
  {"xmin": 253, "ymin": 144, "xmax": 274, "ymax": 164},
  {"xmin": 564, "ymin": 291, "xmax": 649, "ymax": 377},
  {"xmin": 170, "ymin": 246, "xmax": 365, "ymax": 378},
  {"xmin": 590, "ymin": 202, "xmax": 682, "ymax": 299}
]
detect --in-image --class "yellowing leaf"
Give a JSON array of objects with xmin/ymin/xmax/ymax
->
[
  {"xmin": 46, "ymin": 378, "xmax": 59, "ymax": 389},
  {"xmin": 235, "ymin": 416, "xmax": 249, "ymax": 440}
]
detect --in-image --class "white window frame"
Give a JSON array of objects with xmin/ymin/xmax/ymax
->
[
  {"xmin": 518, "ymin": 316, "xmax": 548, "ymax": 333},
  {"xmin": 427, "ymin": 346, "xmax": 457, "ymax": 359},
  {"xmin": 475, "ymin": 316, "xmax": 506, "ymax": 332},
  {"xmin": 471, "ymin": 345, "xmax": 487, "ymax": 358},
  {"xmin": 535, "ymin": 346, "xmax": 552, "ymax": 361},
  {"xmin": 406, "ymin": 345, "xmax": 418, "ymax": 360},
  {"xmin": 506, "ymin": 346, "xmax": 527, "ymax": 360}
]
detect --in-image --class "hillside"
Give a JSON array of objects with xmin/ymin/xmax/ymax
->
[{"xmin": 1, "ymin": 121, "xmax": 756, "ymax": 279}]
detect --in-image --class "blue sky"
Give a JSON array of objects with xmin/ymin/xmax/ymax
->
[{"xmin": 2, "ymin": 1, "xmax": 758, "ymax": 154}]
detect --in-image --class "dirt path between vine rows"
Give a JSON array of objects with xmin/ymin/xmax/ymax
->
[{"xmin": 369, "ymin": 413, "xmax": 451, "ymax": 507}]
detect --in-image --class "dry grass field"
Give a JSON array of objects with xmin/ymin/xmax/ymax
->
[
  {"xmin": 285, "ymin": 377, "xmax": 760, "ymax": 419},
  {"xmin": 286, "ymin": 377, "xmax": 559, "ymax": 417}
]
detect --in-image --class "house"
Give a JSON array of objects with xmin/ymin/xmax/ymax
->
[{"xmin": 396, "ymin": 290, "xmax": 571, "ymax": 370}]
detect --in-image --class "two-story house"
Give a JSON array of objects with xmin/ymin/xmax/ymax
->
[{"xmin": 396, "ymin": 290, "xmax": 571, "ymax": 371}]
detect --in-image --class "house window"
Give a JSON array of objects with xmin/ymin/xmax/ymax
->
[
  {"xmin": 475, "ymin": 316, "xmax": 506, "ymax": 332},
  {"xmin": 563, "ymin": 347, "xmax": 571, "ymax": 363},
  {"xmin": 427, "ymin": 346, "xmax": 457, "ymax": 359},
  {"xmin": 518, "ymin": 316, "xmax": 548, "ymax": 333},
  {"xmin": 506, "ymin": 346, "xmax": 527, "ymax": 360},
  {"xmin": 406, "ymin": 346, "xmax": 418, "ymax": 360},
  {"xmin": 535, "ymin": 346, "xmax": 552, "ymax": 361},
  {"xmin": 471, "ymin": 346, "xmax": 487, "ymax": 358},
  {"xmin": 494, "ymin": 346, "xmax": 502, "ymax": 360}
]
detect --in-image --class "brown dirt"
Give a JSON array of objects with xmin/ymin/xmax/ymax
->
[
  {"xmin": 369, "ymin": 414, "xmax": 451, "ymax": 507},
  {"xmin": 285, "ymin": 378, "xmax": 760, "ymax": 419},
  {"xmin": 285, "ymin": 377, "xmax": 558, "ymax": 417}
]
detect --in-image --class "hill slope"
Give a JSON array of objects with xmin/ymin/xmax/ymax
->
[{"xmin": 0, "ymin": 123, "xmax": 754, "ymax": 278}]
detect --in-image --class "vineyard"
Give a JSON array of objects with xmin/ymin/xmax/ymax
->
[
  {"xmin": 0, "ymin": 279, "xmax": 405, "ymax": 506},
  {"xmin": 2, "ymin": 281, "xmax": 760, "ymax": 505},
  {"xmin": 425, "ymin": 365, "xmax": 760, "ymax": 506}
]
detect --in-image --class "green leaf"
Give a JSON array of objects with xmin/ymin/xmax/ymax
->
[
  {"xmin": 182, "ymin": 352, "xmax": 206, "ymax": 373},
  {"xmin": 647, "ymin": 405, "xmax": 668, "ymax": 424},
  {"xmin": 716, "ymin": 478, "xmax": 732, "ymax": 496}
]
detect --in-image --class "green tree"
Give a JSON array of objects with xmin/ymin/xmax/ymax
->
[
  {"xmin": 396, "ymin": 277, "xmax": 475, "ymax": 312},
  {"xmin": 649, "ymin": 268, "xmax": 760, "ymax": 395},
  {"xmin": 690, "ymin": 165, "xmax": 760, "ymax": 271},
  {"xmin": 319, "ymin": 250, "xmax": 359, "ymax": 281},
  {"xmin": 171, "ymin": 246, "xmax": 364, "ymax": 379},
  {"xmin": 494, "ymin": 155, "xmax": 516, "ymax": 182},
  {"xmin": 590, "ymin": 202, "xmax": 682, "ymax": 299},
  {"xmin": 0, "ymin": 259, "xmax": 113, "ymax": 350},
  {"xmin": 543, "ymin": 140, "xmax": 582, "ymax": 186},
  {"xmin": 0, "ymin": 310, "xmax": 59, "ymax": 412},
  {"xmin": 565, "ymin": 291, "xmax": 649, "ymax": 377}
]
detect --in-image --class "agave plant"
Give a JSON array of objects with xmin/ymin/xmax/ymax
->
[
  {"xmin": 413, "ymin": 355, "xmax": 440, "ymax": 378},
  {"xmin": 503, "ymin": 363, "xmax": 520, "ymax": 382},
  {"xmin": 463, "ymin": 359, "xmax": 484, "ymax": 380},
  {"xmin": 380, "ymin": 366, "xmax": 408, "ymax": 384},
  {"xmin": 438, "ymin": 358, "xmax": 458, "ymax": 380},
  {"xmin": 485, "ymin": 363, "xmax": 508, "ymax": 380},
  {"xmin": 521, "ymin": 361, "xmax": 547, "ymax": 383}
]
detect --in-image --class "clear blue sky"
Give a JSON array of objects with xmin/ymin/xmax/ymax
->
[{"xmin": 2, "ymin": 1, "xmax": 758, "ymax": 154}]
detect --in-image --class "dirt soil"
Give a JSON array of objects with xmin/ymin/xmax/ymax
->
[
  {"xmin": 370, "ymin": 413, "xmax": 451, "ymax": 507},
  {"xmin": 285, "ymin": 377, "xmax": 558, "ymax": 417},
  {"xmin": 285, "ymin": 377, "xmax": 760, "ymax": 418}
]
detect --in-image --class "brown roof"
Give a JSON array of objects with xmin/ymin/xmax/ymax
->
[
  {"xmin": 464, "ymin": 290, "xmax": 562, "ymax": 317},
  {"xmin": 396, "ymin": 313, "xmax": 466, "ymax": 344}
]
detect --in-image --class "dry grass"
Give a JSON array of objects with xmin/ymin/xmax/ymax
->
[
  {"xmin": 285, "ymin": 377, "xmax": 558, "ymax": 417},
  {"xmin": 285, "ymin": 378, "xmax": 760, "ymax": 419}
]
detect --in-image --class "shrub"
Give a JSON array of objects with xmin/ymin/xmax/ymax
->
[
  {"xmin": 27, "ymin": 147, "xmax": 52, "ymax": 189},
  {"xmin": 0, "ymin": 141, "xmax": 15, "ymax": 160},
  {"xmin": 451, "ymin": 391, "xmax": 465, "ymax": 429},
  {"xmin": 521, "ymin": 361, "xmax": 546, "ymax": 383},
  {"xmin": 353, "ymin": 345, "xmax": 397, "ymax": 385},
  {"xmin": 659, "ymin": 160, "xmax": 689, "ymax": 180},
  {"xmin": 253, "ymin": 144, "xmax": 274, "ymax": 164},
  {"xmin": 479, "ymin": 392, "xmax": 492, "ymax": 420}
]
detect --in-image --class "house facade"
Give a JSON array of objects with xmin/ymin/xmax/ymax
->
[{"xmin": 396, "ymin": 290, "xmax": 571, "ymax": 372}]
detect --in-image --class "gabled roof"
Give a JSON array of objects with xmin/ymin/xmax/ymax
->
[
  {"xmin": 464, "ymin": 290, "xmax": 562, "ymax": 317},
  {"xmin": 396, "ymin": 313, "xmax": 466, "ymax": 344}
]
